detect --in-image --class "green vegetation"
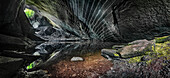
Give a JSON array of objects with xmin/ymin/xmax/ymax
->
[
  {"xmin": 26, "ymin": 59, "xmax": 42, "ymax": 70},
  {"xmin": 113, "ymin": 53, "xmax": 119, "ymax": 57},
  {"xmin": 128, "ymin": 56, "xmax": 143, "ymax": 63},
  {"xmin": 154, "ymin": 41, "xmax": 170, "ymax": 58},
  {"xmin": 155, "ymin": 36, "xmax": 170, "ymax": 43},
  {"xmin": 24, "ymin": 8, "xmax": 35, "ymax": 18},
  {"xmin": 26, "ymin": 62, "xmax": 35, "ymax": 69},
  {"xmin": 129, "ymin": 36, "xmax": 170, "ymax": 64}
]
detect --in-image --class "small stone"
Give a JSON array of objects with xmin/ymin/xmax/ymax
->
[
  {"xmin": 71, "ymin": 57, "xmax": 84, "ymax": 62},
  {"xmin": 72, "ymin": 74, "xmax": 76, "ymax": 77},
  {"xmin": 33, "ymin": 52, "xmax": 40, "ymax": 56}
]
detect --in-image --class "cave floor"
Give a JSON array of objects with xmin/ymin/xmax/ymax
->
[{"xmin": 46, "ymin": 52, "xmax": 113, "ymax": 78}]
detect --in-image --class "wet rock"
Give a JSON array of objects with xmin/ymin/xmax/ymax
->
[
  {"xmin": 27, "ymin": 8, "xmax": 74, "ymax": 40},
  {"xmin": 112, "ymin": 45, "xmax": 125, "ymax": 50},
  {"xmin": 0, "ymin": 56, "xmax": 24, "ymax": 78},
  {"xmin": 101, "ymin": 49, "xmax": 120, "ymax": 60},
  {"xmin": 44, "ymin": 27, "xmax": 56, "ymax": 35},
  {"xmin": 119, "ymin": 39, "xmax": 153, "ymax": 58},
  {"xmin": 0, "ymin": 34, "xmax": 30, "ymax": 50},
  {"xmin": 1, "ymin": 50, "xmax": 41, "ymax": 63},
  {"xmin": 71, "ymin": 57, "xmax": 84, "ymax": 62}
]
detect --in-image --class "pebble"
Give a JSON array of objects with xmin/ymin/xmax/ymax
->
[{"xmin": 71, "ymin": 57, "xmax": 84, "ymax": 62}]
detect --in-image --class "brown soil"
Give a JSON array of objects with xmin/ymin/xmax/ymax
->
[{"xmin": 47, "ymin": 52, "xmax": 113, "ymax": 78}]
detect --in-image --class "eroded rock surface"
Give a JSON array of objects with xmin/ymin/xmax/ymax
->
[
  {"xmin": 119, "ymin": 39, "xmax": 153, "ymax": 58},
  {"xmin": 26, "ymin": 0, "xmax": 170, "ymax": 41}
]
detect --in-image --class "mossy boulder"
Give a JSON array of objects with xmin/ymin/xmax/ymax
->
[
  {"xmin": 118, "ymin": 39, "xmax": 153, "ymax": 58},
  {"xmin": 128, "ymin": 36, "xmax": 170, "ymax": 64}
]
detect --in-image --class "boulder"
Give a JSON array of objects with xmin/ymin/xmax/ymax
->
[
  {"xmin": 119, "ymin": 39, "xmax": 153, "ymax": 58},
  {"xmin": 101, "ymin": 39, "xmax": 154, "ymax": 59}
]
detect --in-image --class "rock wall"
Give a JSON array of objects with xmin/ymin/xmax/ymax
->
[
  {"xmin": 26, "ymin": 0, "xmax": 170, "ymax": 42},
  {"xmin": 0, "ymin": 0, "xmax": 42, "ymax": 78},
  {"xmin": 0, "ymin": 0, "xmax": 42, "ymax": 51},
  {"xmin": 118, "ymin": 0, "xmax": 170, "ymax": 41}
]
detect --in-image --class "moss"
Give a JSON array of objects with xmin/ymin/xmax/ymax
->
[
  {"xmin": 26, "ymin": 59, "xmax": 42, "ymax": 70},
  {"xmin": 146, "ymin": 59, "xmax": 152, "ymax": 64},
  {"xmin": 24, "ymin": 8, "xmax": 35, "ymax": 18},
  {"xmin": 154, "ymin": 41, "xmax": 170, "ymax": 58},
  {"xmin": 155, "ymin": 35, "xmax": 169, "ymax": 43},
  {"xmin": 129, "ymin": 36, "xmax": 170, "ymax": 64},
  {"xmin": 113, "ymin": 53, "xmax": 119, "ymax": 57},
  {"xmin": 128, "ymin": 56, "xmax": 143, "ymax": 63},
  {"xmin": 26, "ymin": 62, "xmax": 35, "ymax": 69}
]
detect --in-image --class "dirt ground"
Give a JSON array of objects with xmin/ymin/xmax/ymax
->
[{"xmin": 47, "ymin": 52, "xmax": 113, "ymax": 78}]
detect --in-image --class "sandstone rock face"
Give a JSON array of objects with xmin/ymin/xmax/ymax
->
[
  {"xmin": 118, "ymin": 0, "xmax": 170, "ymax": 40},
  {"xmin": 26, "ymin": 0, "xmax": 170, "ymax": 42}
]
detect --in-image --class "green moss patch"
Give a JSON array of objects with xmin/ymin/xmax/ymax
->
[
  {"xmin": 26, "ymin": 62, "xmax": 35, "ymax": 69},
  {"xmin": 129, "ymin": 36, "xmax": 170, "ymax": 64},
  {"xmin": 128, "ymin": 56, "xmax": 143, "ymax": 63},
  {"xmin": 24, "ymin": 8, "xmax": 35, "ymax": 18}
]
